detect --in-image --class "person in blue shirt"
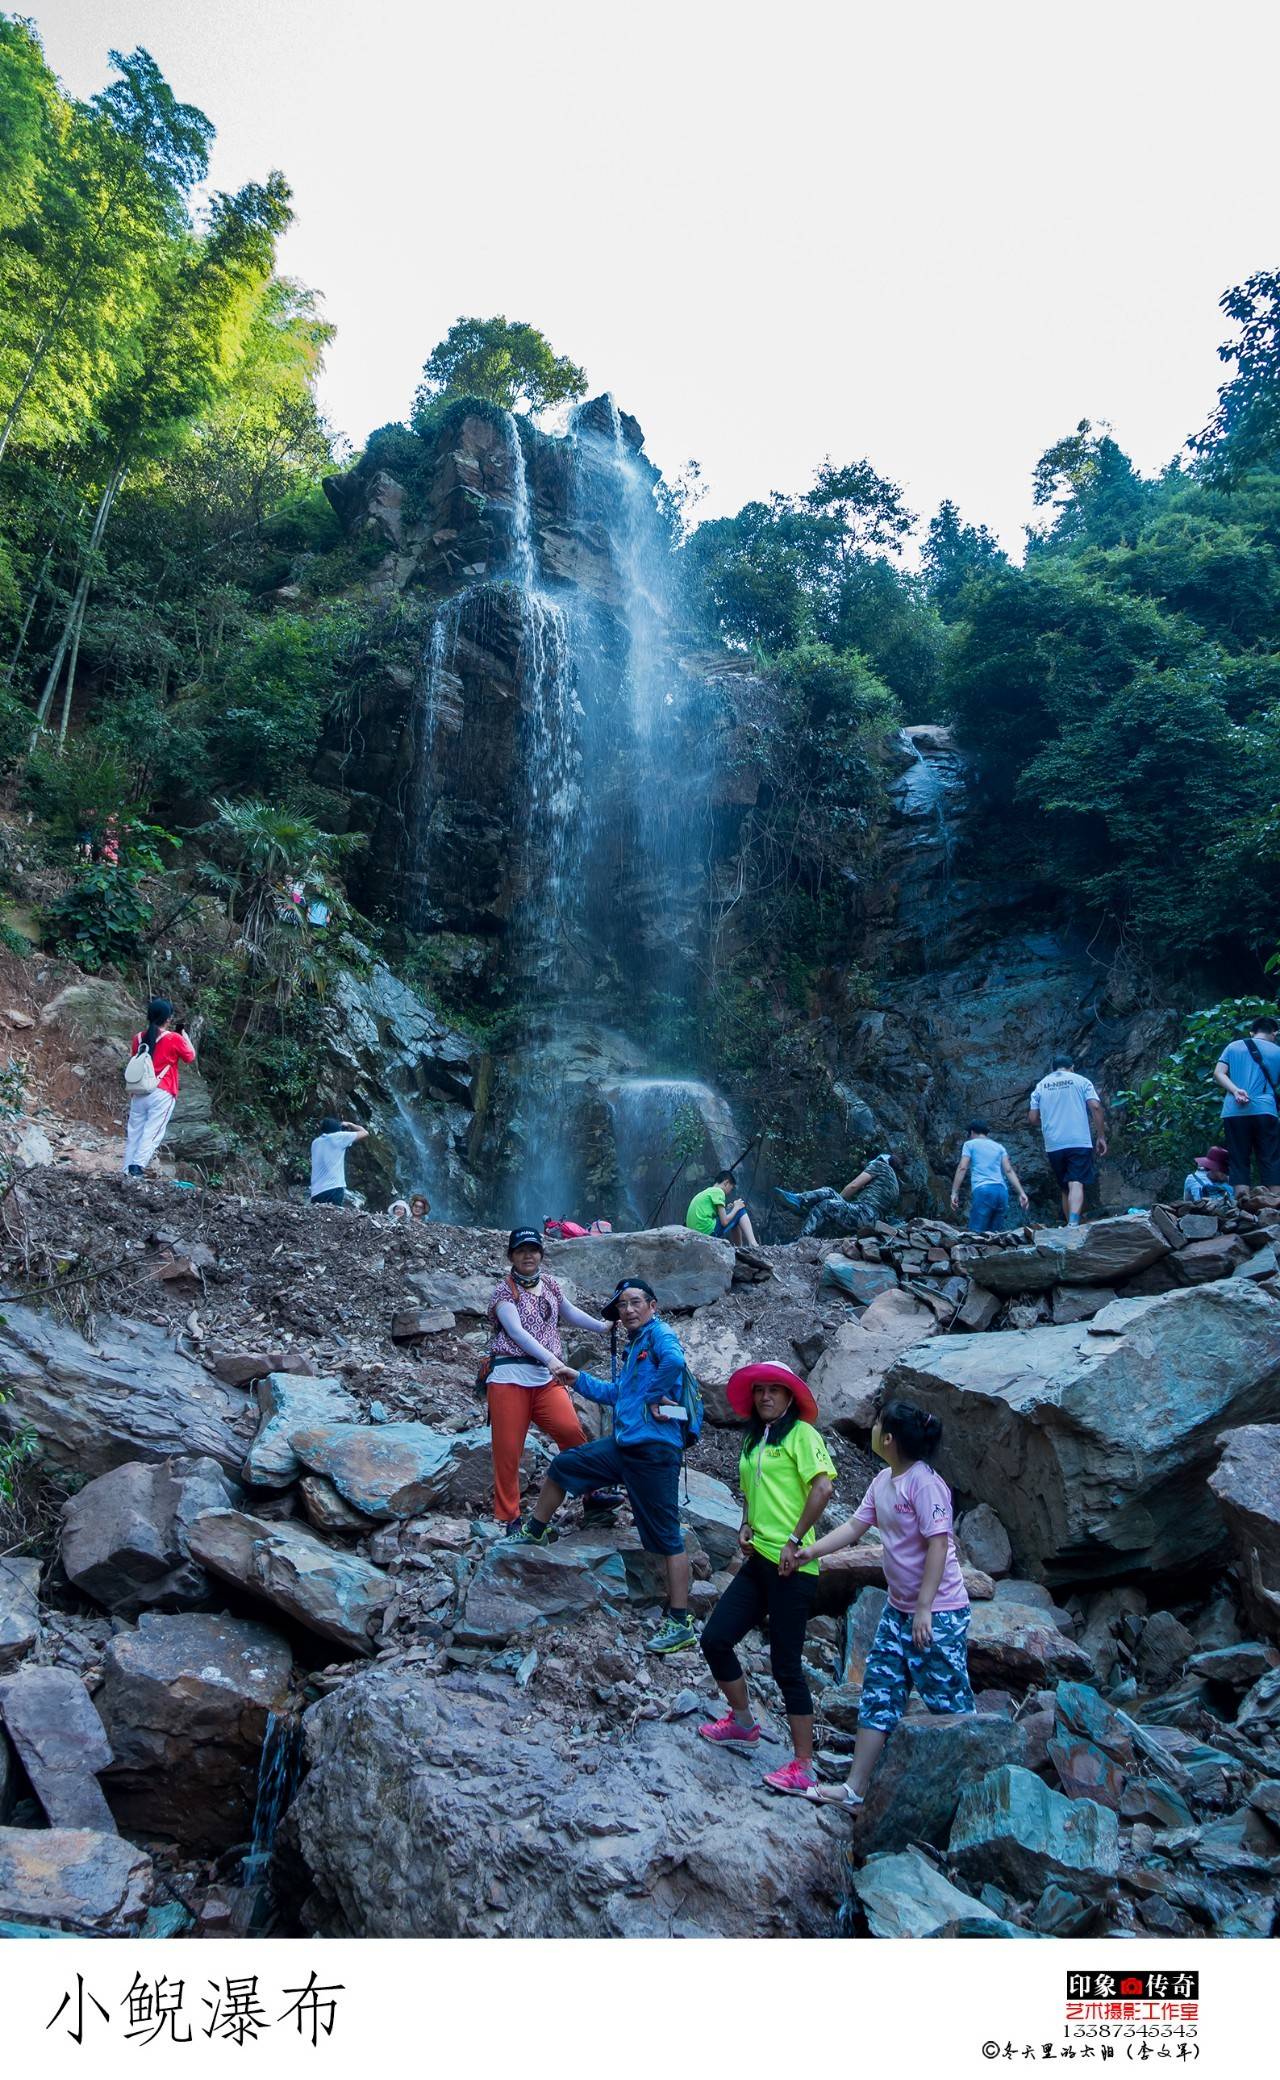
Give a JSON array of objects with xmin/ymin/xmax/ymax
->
[
  {"xmin": 511, "ymin": 1277, "xmax": 696, "ymax": 1654},
  {"xmin": 950, "ymin": 1119, "xmax": 1030, "ymax": 1233},
  {"xmin": 1214, "ymin": 1016, "xmax": 1280, "ymax": 1186}
]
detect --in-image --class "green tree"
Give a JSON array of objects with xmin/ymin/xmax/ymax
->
[
  {"xmin": 1193, "ymin": 268, "xmax": 1280, "ymax": 484},
  {"xmin": 0, "ymin": 35, "xmax": 212, "ymax": 463},
  {"xmin": 410, "ymin": 315, "xmax": 587, "ymax": 419},
  {"xmin": 921, "ymin": 498, "xmax": 1007, "ymax": 618}
]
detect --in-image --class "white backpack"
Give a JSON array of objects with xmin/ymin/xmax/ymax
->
[{"xmin": 124, "ymin": 1039, "xmax": 158, "ymax": 1095}]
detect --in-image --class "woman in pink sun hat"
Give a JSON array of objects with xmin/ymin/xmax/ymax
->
[{"xmin": 697, "ymin": 1361, "xmax": 836, "ymax": 1797}]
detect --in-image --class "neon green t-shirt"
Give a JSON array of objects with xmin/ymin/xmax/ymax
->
[
  {"xmin": 686, "ymin": 1184, "xmax": 726, "ymax": 1235},
  {"xmin": 739, "ymin": 1419, "xmax": 837, "ymax": 1574}
]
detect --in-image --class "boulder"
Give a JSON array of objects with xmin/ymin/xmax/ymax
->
[
  {"xmin": 677, "ymin": 1303, "xmax": 756, "ymax": 1425},
  {"xmin": 0, "ymin": 1555, "xmax": 41, "ymax": 1670},
  {"xmin": 283, "ymin": 1663, "xmax": 841, "ymax": 1937},
  {"xmin": 1173, "ymin": 1233, "xmax": 1252, "ymax": 1284},
  {"xmin": 807, "ymin": 1291, "xmax": 940, "ymax": 1435},
  {"xmin": 817, "ymin": 1544, "xmax": 993, "ymax": 1612},
  {"xmin": 850, "ymin": 1847, "xmax": 1020, "ymax": 1938},
  {"xmin": 95, "ymin": 1611, "xmax": 292, "ymax": 1851},
  {"xmin": 950, "ymin": 1764, "xmax": 1119, "ymax": 1895},
  {"xmin": 1209, "ymin": 1425, "xmax": 1280, "ymax": 1642},
  {"xmin": 205, "ymin": 1348, "xmax": 315, "ymax": 1386},
  {"xmin": 290, "ymin": 1422, "xmax": 494, "ymax": 1519},
  {"xmin": 299, "ymin": 1475, "xmax": 371, "ymax": 1534},
  {"xmin": 541, "ymin": 1226, "xmax": 735, "ymax": 1312},
  {"xmin": 955, "ymin": 1284, "xmax": 1001, "ymax": 1331},
  {"xmin": 955, "ymin": 1214, "xmax": 1170, "ymax": 1293},
  {"xmin": 454, "ymin": 1539, "xmax": 627, "ymax": 1644},
  {"xmin": 1050, "ymin": 1287, "xmax": 1119, "ymax": 1325},
  {"xmin": 186, "ymin": 1510, "xmax": 394, "ymax": 1656},
  {"xmin": 820, "ymin": 1257, "xmax": 899, "ymax": 1305},
  {"xmin": 391, "ymin": 1307, "xmax": 457, "ymax": 1342},
  {"xmin": 1136, "ymin": 1609, "xmax": 1196, "ymax": 1688},
  {"xmin": 60, "ymin": 1454, "xmax": 241, "ymax": 1615},
  {"xmin": 242, "ymin": 1372, "xmax": 360, "ymax": 1489},
  {"xmin": 405, "ymin": 1268, "xmax": 501, "ymax": 1316},
  {"xmin": 1186, "ymin": 1642, "xmax": 1279, "ymax": 1690},
  {"xmin": 0, "ymin": 1305, "xmax": 252, "ymax": 1478},
  {"xmin": 0, "ymin": 1668, "xmax": 114, "ymax": 1830},
  {"xmin": 856, "ymin": 1714, "xmax": 1028, "ymax": 1854},
  {"xmin": 679, "ymin": 1467, "xmax": 741, "ymax": 1567},
  {"xmin": 0, "ymin": 1827, "xmax": 151, "ymax": 1934},
  {"xmin": 966, "ymin": 1602, "xmax": 1094, "ymax": 1689},
  {"xmin": 957, "ymin": 1504, "xmax": 1012, "ymax": 1578},
  {"xmin": 1046, "ymin": 1681, "xmax": 1134, "ymax": 1809},
  {"xmin": 841, "ymin": 1585, "xmax": 888, "ymax": 1683},
  {"xmin": 1237, "ymin": 1666, "xmax": 1280, "ymax": 1738},
  {"xmin": 888, "ymin": 1282, "xmax": 1280, "ymax": 1580}
]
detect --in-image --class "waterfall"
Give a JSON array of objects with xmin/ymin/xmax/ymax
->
[
  {"xmin": 604, "ymin": 1076, "xmax": 742, "ymax": 1226},
  {"xmin": 890, "ymin": 724, "xmax": 967, "ymax": 972},
  {"xmin": 240, "ymin": 1710, "xmax": 303, "ymax": 1891},
  {"xmin": 401, "ymin": 589, "xmax": 474, "ymax": 931},
  {"xmin": 501, "ymin": 413, "xmax": 585, "ymax": 1218}
]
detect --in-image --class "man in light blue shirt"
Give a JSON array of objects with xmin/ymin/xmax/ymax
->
[
  {"xmin": 1214, "ymin": 1016, "xmax": 1280, "ymax": 1186},
  {"xmin": 951, "ymin": 1119, "xmax": 1030, "ymax": 1234}
]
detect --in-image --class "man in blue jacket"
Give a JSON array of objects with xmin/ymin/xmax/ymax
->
[{"xmin": 511, "ymin": 1277, "xmax": 695, "ymax": 1654}]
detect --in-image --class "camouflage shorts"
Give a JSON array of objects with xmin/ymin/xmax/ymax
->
[{"xmin": 858, "ymin": 1604, "xmax": 974, "ymax": 1732}]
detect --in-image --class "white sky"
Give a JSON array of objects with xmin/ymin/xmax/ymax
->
[{"xmin": 26, "ymin": 0, "xmax": 1280, "ymax": 553}]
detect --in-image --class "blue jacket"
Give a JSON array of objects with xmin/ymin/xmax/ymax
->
[{"xmin": 573, "ymin": 1318, "xmax": 688, "ymax": 1449}]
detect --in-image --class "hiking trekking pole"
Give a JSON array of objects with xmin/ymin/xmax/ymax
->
[{"xmin": 644, "ymin": 1155, "xmax": 690, "ymax": 1230}]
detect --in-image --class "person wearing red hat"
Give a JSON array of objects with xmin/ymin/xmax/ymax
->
[{"xmin": 697, "ymin": 1361, "xmax": 836, "ymax": 1796}]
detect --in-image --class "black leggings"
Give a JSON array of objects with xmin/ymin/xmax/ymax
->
[{"xmin": 700, "ymin": 1548, "xmax": 816, "ymax": 1717}]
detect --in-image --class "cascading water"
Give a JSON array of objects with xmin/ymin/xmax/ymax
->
[
  {"xmin": 604, "ymin": 1076, "xmax": 742, "ymax": 1226},
  {"xmin": 889, "ymin": 724, "xmax": 967, "ymax": 972},
  {"xmin": 393, "ymin": 393, "xmax": 736, "ymax": 1225},
  {"xmin": 400, "ymin": 588, "xmax": 476, "ymax": 932},
  {"xmin": 240, "ymin": 1710, "xmax": 303, "ymax": 1896}
]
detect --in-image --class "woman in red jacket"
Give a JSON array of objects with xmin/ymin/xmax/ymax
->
[{"xmin": 123, "ymin": 996, "xmax": 195, "ymax": 1176}]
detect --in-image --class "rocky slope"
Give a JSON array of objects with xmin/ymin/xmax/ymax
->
[{"xmin": 1, "ymin": 1171, "xmax": 1279, "ymax": 1938}]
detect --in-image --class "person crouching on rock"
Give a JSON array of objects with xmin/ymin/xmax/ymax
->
[
  {"xmin": 511, "ymin": 1277, "xmax": 697, "ymax": 1656},
  {"xmin": 698, "ymin": 1362, "xmax": 836, "ymax": 1797},
  {"xmin": 799, "ymin": 1398, "xmax": 974, "ymax": 1808},
  {"xmin": 485, "ymin": 1229, "xmax": 612, "ymax": 1531},
  {"xmin": 123, "ymin": 996, "xmax": 195, "ymax": 1177}
]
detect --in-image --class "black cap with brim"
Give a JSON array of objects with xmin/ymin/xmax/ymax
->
[
  {"xmin": 601, "ymin": 1277, "xmax": 658, "ymax": 1321},
  {"xmin": 507, "ymin": 1228, "xmax": 544, "ymax": 1254}
]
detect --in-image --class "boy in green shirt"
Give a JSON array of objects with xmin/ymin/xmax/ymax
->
[{"xmin": 685, "ymin": 1168, "xmax": 758, "ymax": 1246}]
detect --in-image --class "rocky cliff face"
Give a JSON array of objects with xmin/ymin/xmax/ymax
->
[{"xmin": 310, "ymin": 402, "xmax": 1170, "ymax": 1224}]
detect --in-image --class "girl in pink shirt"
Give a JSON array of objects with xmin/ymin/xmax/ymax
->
[{"xmin": 797, "ymin": 1398, "xmax": 974, "ymax": 1807}]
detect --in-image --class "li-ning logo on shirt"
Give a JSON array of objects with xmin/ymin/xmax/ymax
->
[{"xmin": 930, "ymin": 1503, "xmax": 948, "ymax": 1521}]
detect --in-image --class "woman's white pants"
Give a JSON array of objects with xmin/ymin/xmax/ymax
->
[{"xmin": 122, "ymin": 1089, "xmax": 177, "ymax": 1172}]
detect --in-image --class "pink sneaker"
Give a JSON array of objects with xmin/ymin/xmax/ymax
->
[
  {"xmin": 764, "ymin": 1758, "xmax": 817, "ymax": 1796},
  {"xmin": 697, "ymin": 1712, "xmax": 762, "ymax": 1746}
]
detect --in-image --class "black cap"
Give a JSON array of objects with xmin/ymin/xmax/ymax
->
[
  {"xmin": 507, "ymin": 1228, "xmax": 544, "ymax": 1254},
  {"xmin": 601, "ymin": 1277, "xmax": 658, "ymax": 1321}
]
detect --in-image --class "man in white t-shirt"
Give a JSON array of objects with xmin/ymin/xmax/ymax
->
[
  {"xmin": 309, "ymin": 1115, "xmax": 369, "ymax": 1207},
  {"xmin": 1028, "ymin": 1053, "xmax": 1107, "ymax": 1226}
]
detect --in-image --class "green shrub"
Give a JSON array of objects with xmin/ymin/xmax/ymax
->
[{"xmin": 43, "ymin": 863, "xmax": 153, "ymax": 970}]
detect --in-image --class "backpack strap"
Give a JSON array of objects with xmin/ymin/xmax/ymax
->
[{"xmin": 1244, "ymin": 1038, "xmax": 1280, "ymax": 1098}]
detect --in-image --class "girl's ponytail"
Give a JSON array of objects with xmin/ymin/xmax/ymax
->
[
  {"xmin": 878, "ymin": 1398, "xmax": 943, "ymax": 1464},
  {"xmin": 141, "ymin": 995, "xmax": 173, "ymax": 1057}
]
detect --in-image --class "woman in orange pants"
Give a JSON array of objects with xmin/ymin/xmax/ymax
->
[{"xmin": 485, "ymin": 1229, "xmax": 611, "ymax": 1527}]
